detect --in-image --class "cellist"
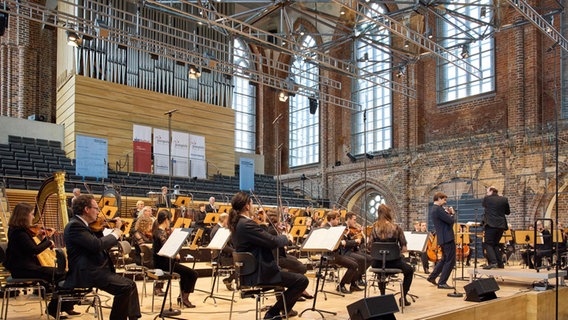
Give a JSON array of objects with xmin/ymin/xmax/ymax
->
[{"xmin": 4, "ymin": 202, "xmax": 79, "ymax": 319}]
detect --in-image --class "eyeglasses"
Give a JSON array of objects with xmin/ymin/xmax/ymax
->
[{"xmin": 89, "ymin": 206, "xmax": 101, "ymax": 212}]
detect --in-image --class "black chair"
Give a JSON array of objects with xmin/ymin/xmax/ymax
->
[
  {"xmin": 229, "ymin": 252, "xmax": 287, "ymax": 320},
  {"xmin": 139, "ymin": 244, "xmax": 178, "ymax": 311},
  {"xmin": 53, "ymin": 248, "xmax": 103, "ymax": 320},
  {"xmin": 368, "ymin": 242, "xmax": 406, "ymax": 312}
]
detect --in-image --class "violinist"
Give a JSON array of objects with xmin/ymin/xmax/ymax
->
[
  {"xmin": 426, "ymin": 192, "xmax": 456, "ymax": 290},
  {"xmin": 4, "ymin": 202, "xmax": 78, "ymax": 319},
  {"xmin": 323, "ymin": 212, "xmax": 362, "ymax": 294},
  {"xmin": 343, "ymin": 212, "xmax": 372, "ymax": 288},
  {"xmin": 210, "ymin": 212, "xmax": 236, "ymax": 291},
  {"xmin": 64, "ymin": 195, "xmax": 141, "ymax": 320},
  {"xmin": 153, "ymin": 210, "xmax": 198, "ymax": 308}
]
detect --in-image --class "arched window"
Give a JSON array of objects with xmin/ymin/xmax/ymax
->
[
  {"xmin": 232, "ymin": 38, "xmax": 257, "ymax": 153},
  {"xmin": 352, "ymin": 4, "xmax": 392, "ymax": 155},
  {"xmin": 437, "ymin": 0, "xmax": 494, "ymax": 103},
  {"xmin": 289, "ymin": 35, "xmax": 319, "ymax": 167},
  {"xmin": 367, "ymin": 193, "xmax": 386, "ymax": 222}
]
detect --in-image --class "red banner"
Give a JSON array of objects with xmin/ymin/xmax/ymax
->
[{"xmin": 133, "ymin": 141, "xmax": 152, "ymax": 173}]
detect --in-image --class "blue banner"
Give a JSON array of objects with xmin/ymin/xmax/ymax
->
[
  {"xmin": 239, "ymin": 157, "xmax": 255, "ymax": 191},
  {"xmin": 76, "ymin": 134, "xmax": 108, "ymax": 179}
]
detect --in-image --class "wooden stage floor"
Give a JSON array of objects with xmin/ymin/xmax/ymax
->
[{"xmin": 2, "ymin": 263, "xmax": 567, "ymax": 320}]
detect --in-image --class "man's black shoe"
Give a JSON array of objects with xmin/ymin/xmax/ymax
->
[
  {"xmin": 301, "ymin": 292, "xmax": 314, "ymax": 299},
  {"xmin": 48, "ymin": 309, "xmax": 67, "ymax": 320},
  {"xmin": 437, "ymin": 284, "xmax": 455, "ymax": 289},
  {"xmin": 350, "ymin": 284, "xmax": 363, "ymax": 292},
  {"xmin": 282, "ymin": 309, "xmax": 298, "ymax": 317},
  {"xmin": 336, "ymin": 285, "xmax": 351, "ymax": 294},
  {"xmin": 65, "ymin": 309, "xmax": 81, "ymax": 316},
  {"xmin": 426, "ymin": 277, "xmax": 437, "ymax": 286},
  {"xmin": 264, "ymin": 312, "xmax": 282, "ymax": 320}
]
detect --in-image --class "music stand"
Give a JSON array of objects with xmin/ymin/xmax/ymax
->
[
  {"xmin": 289, "ymin": 225, "xmax": 307, "ymax": 246},
  {"xmin": 204, "ymin": 213, "xmax": 220, "ymax": 225},
  {"xmin": 155, "ymin": 228, "xmax": 191, "ymax": 320},
  {"xmin": 120, "ymin": 218, "xmax": 133, "ymax": 236},
  {"xmin": 174, "ymin": 196, "xmax": 191, "ymax": 207},
  {"xmin": 404, "ymin": 231, "xmax": 429, "ymax": 280},
  {"xmin": 293, "ymin": 217, "xmax": 306, "ymax": 226},
  {"xmin": 455, "ymin": 231, "xmax": 471, "ymax": 281},
  {"xmin": 299, "ymin": 226, "xmax": 345, "ymax": 319},
  {"xmin": 217, "ymin": 205, "xmax": 231, "ymax": 213},
  {"xmin": 514, "ymin": 230, "xmax": 543, "ymax": 245},
  {"xmin": 98, "ymin": 197, "xmax": 116, "ymax": 208},
  {"xmin": 173, "ymin": 218, "xmax": 192, "ymax": 229},
  {"xmin": 102, "ymin": 206, "xmax": 118, "ymax": 220},
  {"xmin": 203, "ymin": 227, "xmax": 233, "ymax": 304}
]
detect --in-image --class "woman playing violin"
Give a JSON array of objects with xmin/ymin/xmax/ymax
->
[{"xmin": 3, "ymin": 202, "xmax": 78, "ymax": 319}]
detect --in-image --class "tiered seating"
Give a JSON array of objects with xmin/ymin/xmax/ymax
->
[{"xmin": 0, "ymin": 136, "xmax": 313, "ymax": 207}]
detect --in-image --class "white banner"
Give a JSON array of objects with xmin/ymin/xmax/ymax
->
[
  {"xmin": 189, "ymin": 134, "xmax": 206, "ymax": 179},
  {"xmin": 153, "ymin": 128, "xmax": 169, "ymax": 175},
  {"xmin": 133, "ymin": 124, "xmax": 152, "ymax": 143},
  {"xmin": 172, "ymin": 131, "xmax": 189, "ymax": 177}
]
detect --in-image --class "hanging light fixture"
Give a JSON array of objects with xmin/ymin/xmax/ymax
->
[
  {"xmin": 66, "ymin": 30, "xmax": 80, "ymax": 47},
  {"xmin": 278, "ymin": 91, "xmax": 288, "ymax": 102},
  {"xmin": 460, "ymin": 44, "xmax": 470, "ymax": 59},
  {"xmin": 188, "ymin": 65, "xmax": 201, "ymax": 79}
]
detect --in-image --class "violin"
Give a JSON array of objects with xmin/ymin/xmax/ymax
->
[
  {"xmin": 27, "ymin": 224, "xmax": 56, "ymax": 238},
  {"xmin": 89, "ymin": 212, "xmax": 129, "ymax": 233},
  {"xmin": 347, "ymin": 226, "xmax": 364, "ymax": 240}
]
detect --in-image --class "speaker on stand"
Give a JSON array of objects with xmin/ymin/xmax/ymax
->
[
  {"xmin": 346, "ymin": 295, "xmax": 399, "ymax": 320},
  {"xmin": 464, "ymin": 277, "xmax": 500, "ymax": 302}
]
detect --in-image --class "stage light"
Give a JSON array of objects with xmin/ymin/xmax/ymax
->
[
  {"xmin": 347, "ymin": 152, "xmax": 357, "ymax": 163},
  {"xmin": 278, "ymin": 91, "xmax": 288, "ymax": 102},
  {"xmin": 461, "ymin": 44, "xmax": 469, "ymax": 59},
  {"xmin": 188, "ymin": 65, "xmax": 201, "ymax": 79},
  {"xmin": 66, "ymin": 30, "xmax": 80, "ymax": 47}
]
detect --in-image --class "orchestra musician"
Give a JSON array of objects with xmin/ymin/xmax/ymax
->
[
  {"xmin": 156, "ymin": 186, "xmax": 172, "ymax": 208},
  {"xmin": 369, "ymin": 204, "xmax": 414, "ymax": 306},
  {"xmin": 419, "ymin": 222, "xmax": 431, "ymax": 273},
  {"xmin": 4, "ymin": 202, "xmax": 79, "ymax": 319},
  {"xmin": 265, "ymin": 211, "xmax": 314, "ymax": 300},
  {"xmin": 228, "ymin": 191, "xmax": 308, "ymax": 319},
  {"xmin": 426, "ymin": 192, "xmax": 456, "ymax": 290},
  {"xmin": 130, "ymin": 215, "xmax": 165, "ymax": 296},
  {"xmin": 205, "ymin": 196, "xmax": 217, "ymax": 213},
  {"xmin": 522, "ymin": 221, "xmax": 553, "ymax": 269},
  {"xmin": 343, "ymin": 212, "xmax": 372, "ymax": 287},
  {"xmin": 134, "ymin": 200, "xmax": 145, "ymax": 218},
  {"xmin": 64, "ymin": 195, "xmax": 141, "ymax": 320},
  {"xmin": 152, "ymin": 210, "xmax": 198, "ymax": 308},
  {"xmin": 481, "ymin": 186, "xmax": 510, "ymax": 269},
  {"xmin": 323, "ymin": 212, "xmax": 363, "ymax": 294}
]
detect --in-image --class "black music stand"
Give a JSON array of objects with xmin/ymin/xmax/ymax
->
[
  {"xmin": 203, "ymin": 227, "xmax": 234, "ymax": 304},
  {"xmin": 154, "ymin": 228, "xmax": 191, "ymax": 320},
  {"xmin": 405, "ymin": 231, "xmax": 429, "ymax": 280},
  {"xmin": 299, "ymin": 226, "xmax": 345, "ymax": 319}
]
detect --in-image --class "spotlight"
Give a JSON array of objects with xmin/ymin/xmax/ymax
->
[
  {"xmin": 425, "ymin": 27, "xmax": 433, "ymax": 39},
  {"xmin": 66, "ymin": 30, "xmax": 80, "ymax": 47},
  {"xmin": 365, "ymin": 153, "xmax": 374, "ymax": 160},
  {"xmin": 347, "ymin": 152, "xmax": 357, "ymax": 163},
  {"xmin": 460, "ymin": 44, "xmax": 469, "ymax": 59},
  {"xmin": 480, "ymin": 7, "xmax": 487, "ymax": 18},
  {"xmin": 278, "ymin": 91, "xmax": 289, "ymax": 102},
  {"xmin": 395, "ymin": 64, "xmax": 406, "ymax": 78},
  {"xmin": 404, "ymin": 40, "xmax": 409, "ymax": 48},
  {"xmin": 188, "ymin": 65, "xmax": 201, "ymax": 79}
]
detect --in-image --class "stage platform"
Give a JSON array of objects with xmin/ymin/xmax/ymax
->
[
  {"xmin": 468, "ymin": 267, "xmax": 566, "ymax": 285},
  {"xmin": 1, "ymin": 265, "xmax": 566, "ymax": 319}
]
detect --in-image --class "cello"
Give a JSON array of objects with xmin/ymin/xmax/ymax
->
[{"xmin": 426, "ymin": 233, "xmax": 442, "ymax": 262}]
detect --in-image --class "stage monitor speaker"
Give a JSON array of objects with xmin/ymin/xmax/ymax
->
[
  {"xmin": 464, "ymin": 277, "xmax": 500, "ymax": 302},
  {"xmin": 347, "ymin": 295, "xmax": 399, "ymax": 320}
]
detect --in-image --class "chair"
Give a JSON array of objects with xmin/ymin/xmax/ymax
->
[
  {"xmin": 0, "ymin": 242, "xmax": 49, "ymax": 320},
  {"xmin": 117, "ymin": 241, "xmax": 146, "ymax": 281},
  {"xmin": 139, "ymin": 245, "xmax": 179, "ymax": 312},
  {"xmin": 368, "ymin": 242, "xmax": 406, "ymax": 312},
  {"xmin": 53, "ymin": 248, "xmax": 103, "ymax": 320},
  {"xmin": 229, "ymin": 252, "xmax": 287, "ymax": 320}
]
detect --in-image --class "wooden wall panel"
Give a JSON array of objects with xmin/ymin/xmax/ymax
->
[{"xmin": 57, "ymin": 75, "xmax": 235, "ymax": 177}]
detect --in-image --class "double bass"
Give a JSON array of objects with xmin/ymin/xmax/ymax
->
[{"xmin": 426, "ymin": 233, "xmax": 442, "ymax": 262}]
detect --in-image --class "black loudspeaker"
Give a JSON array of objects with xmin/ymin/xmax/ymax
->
[
  {"xmin": 464, "ymin": 278, "xmax": 500, "ymax": 302},
  {"xmin": 0, "ymin": 13, "xmax": 7, "ymax": 37},
  {"xmin": 347, "ymin": 295, "xmax": 399, "ymax": 320},
  {"xmin": 308, "ymin": 97, "xmax": 318, "ymax": 114}
]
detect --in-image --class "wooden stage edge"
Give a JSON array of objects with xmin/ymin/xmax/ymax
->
[{"xmin": 423, "ymin": 285, "xmax": 568, "ymax": 320}]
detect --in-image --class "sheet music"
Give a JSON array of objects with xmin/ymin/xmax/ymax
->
[
  {"xmin": 404, "ymin": 231, "xmax": 429, "ymax": 252},
  {"xmin": 158, "ymin": 228, "xmax": 190, "ymax": 258},
  {"xmin": 301, "ymin": 226, "xmax": 346, "ymax": 252},
  {"xmin": 207, "ymin": 227, "xmax": 231, "ymax": 250}
]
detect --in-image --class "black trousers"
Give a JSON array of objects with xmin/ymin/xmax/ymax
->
[
  {"xmin": 98, "ymin": 273, "xmax": 141, "ymax": 320},
  {"xmin": 483, "ymin": 226, "xmax": 504, "ymax": 266},
  {"xmin": 332, "ymin": 253, "xmax": 359, "ymax": 285},
  {"xmin": 279, "ymin": 255, "xmax": 307, "ymax": 274},
  {"xmin": 345, "ymin": 251, "xmax": 372, "ymax": 282},
  {"xmin": 268, "ymin": 271, "xmax": 309, "ymax": 314},
  {"xmin": 372, "ymin": 258, "xmax": 414, "ymax": 295},
  {"xmin": 173, "ymin": 263, "xmax": 199, "ymax": 293},
  {"xmin": 428, "ymin": 241, "xmax": 456, "ymax": 286}
]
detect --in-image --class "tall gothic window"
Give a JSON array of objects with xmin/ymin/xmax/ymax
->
[
  {"xmin": 352, "ymin": 3, "xmax": 392, "ymax": 155},
  {"xmin": 232, "ymin": 38, "xmax": 257, "ymax": 153},
  {"xmin": 289, "ymin": 35, "xmax": 319, "ymax": 167},
  {"xmin": 437, "ymin": 0, "xmax": 494, "ymax": 103}
]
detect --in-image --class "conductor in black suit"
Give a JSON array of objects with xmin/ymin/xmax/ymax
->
[
  {"xmin": 482, "ymin": 186, "xmax": 511, "ymax": 269},
  {"xmin": 228, "ymin": 191, "xmax": 308, "ymax": 320},
  {"xmin": 426, "ymin": 192, "xmax": 456, "ymax": 289},
  {"xmin": 64, "ymin": 195, "xmax": 141, "ymax": 320}
]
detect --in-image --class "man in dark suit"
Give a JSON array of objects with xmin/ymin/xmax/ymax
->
[
  {"xmin": 205, "ymin": 196, "xmax": 217, "ymax": 213},
  {"xmin": 228, "ymin": 192, "xmax": 308, "ymax": 320},
  {"xmin": 156, "ymin": 186, "xmax": 171, "ymax": 208},
  {"xmin": 64, "ymin": 195, "xmax": 141, "ymax": 320},
  {"xmin": 482, "ymin": 186, "xmax": 511, "ymax": 269},
  {"xmin": 426, "ymin": 192, "xmax": 456, "ymax": 289}
]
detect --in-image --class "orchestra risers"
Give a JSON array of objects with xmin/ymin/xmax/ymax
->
[{"xmin": 426, "ymin": 286, "xmax": 568, "ymax": 320}]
